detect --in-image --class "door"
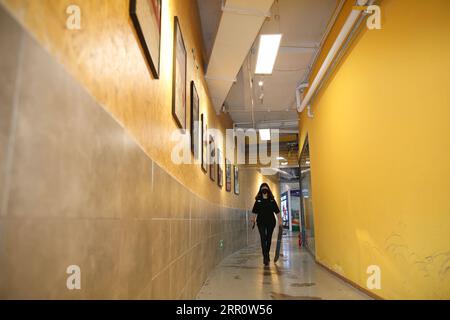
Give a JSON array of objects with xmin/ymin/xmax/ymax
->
[
  {"xmin": 299, "ymin": 136, "xmax": 315, "ymax": 255},
  {"xmin": 280, "ymin": 192, "xmax": 290, "ymax": 229}
]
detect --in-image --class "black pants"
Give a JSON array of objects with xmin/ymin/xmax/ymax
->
[{"xmin": 257, "ymin": 223, "xmax": 275, "ymax": 261}]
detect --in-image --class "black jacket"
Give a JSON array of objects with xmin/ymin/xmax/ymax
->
[{"xmin": 252, "ymin": 198, "xmax": 280, "ymax": 226}]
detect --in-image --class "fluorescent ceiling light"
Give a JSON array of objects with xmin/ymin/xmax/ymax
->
[
  {"xmin": 276, "ymin": 156, "xmax": 285, "ymax": 160},
  {"xmin": 259, "ymin": 129, "xmax": 271, "ymax": 141},
  {"xmin": 281, "ymin": 161, "xmax": 288, "ymax": 166},
  {"xmin": 255, "ymin": 34, "xmax": 282, "ymax": 75}
]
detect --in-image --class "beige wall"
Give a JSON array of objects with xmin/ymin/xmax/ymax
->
[
  {"xmin": 0, "ymin": 0, "xmax": 281, "ymax": 299},
  {"xmin": 0, "ymin": 0, "xmax": 279, "ymax": 209},
  {"xmin": 0, "ymin": 5, "xmax": 266, "ymax": 299}
]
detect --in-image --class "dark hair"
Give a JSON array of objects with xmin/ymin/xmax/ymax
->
[{"xmin": 255, "ymin": 183, "xmax": 274, "ymax": 200}]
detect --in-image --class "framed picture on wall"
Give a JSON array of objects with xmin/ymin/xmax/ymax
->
[
  {"xmin": 225, "ymin": 159, "xmax": 231, "ymax": 192},
  {"xmin": 201, "ymin": 114, "xmax": 207, "ymax": 173},
  {"xmin": 209, "ymin": 134, "xmax": 216, "ymax": 181},
  {"xmin": 217, "ymin": 148, "xmax": 223, "ymax": 188},
  {"xmin": 130, "ymin": 0, "xmax": 162, "ymax": 79},
  {"xmin": 172, "ymin": 16, "xmax": 187, "ymax": 130},
  {"xmin": 234, "ymin": 166, "xmax": 239, "ymax": 195},
  {"xmin": 190, "ymin": 81, "xmax": 200, "ymax": 159}
]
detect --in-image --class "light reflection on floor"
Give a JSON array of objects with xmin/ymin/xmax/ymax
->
[{"xmin": 197, "ymin": 231, "xmax": 371, "ymax": 300}]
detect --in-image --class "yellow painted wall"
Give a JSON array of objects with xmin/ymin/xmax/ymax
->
[
  {"xmin": 0, "ymin": 0, "xmax": 278, "ymax": 209},
  {"xmin": 299, "ymin": 0, "xmax": 450, "ymax": 299}
]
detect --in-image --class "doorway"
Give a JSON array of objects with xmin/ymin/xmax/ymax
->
[{"xmin": 299, "ymin": 136, "xmax": 315, "ymax": 256}]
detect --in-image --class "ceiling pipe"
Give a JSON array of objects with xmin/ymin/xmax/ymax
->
[
  {"xmin": 234, "ymin": 119, "xmax": 298, "ymax": 126},
  {"xmin": 247, "ymin": 57, "xmax": 256, "ymax": 129},
  {"xmin": 298, "ymin": 6, "xmax": 363, "ymax": 113},
  {"xmin": 233, "ymin": 119, "xmax": 299, "ymax": 131},
  {"xmin": 307, "ymin": 105, "xmax": 314, "ymax": 119},
  {"xmin": 227, "ymin": 108, "xmax": 296, "ymax": 113},
  {"xmin": 231, "ymin": 122, "xmax": 298, "ymax": 134},
  {"xmin": 300, "ymin": 0, "xmax": 345, "ymax": 86},
  {"xmin": 295, "ymin": 83, "xmax": 309, "ymax": 112}
]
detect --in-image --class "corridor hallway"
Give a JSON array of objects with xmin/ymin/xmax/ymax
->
[
  {"xmin": 1, "ymin": 0, "xmax": 450, "ymax": 301},
  {"xmin": 197, "ymin": 231, "xmax": 370, "ymax": 300}
]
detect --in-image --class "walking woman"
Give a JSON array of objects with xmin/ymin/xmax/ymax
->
[{"xmin": 251, "ymin": 183, "xmax": 281, "ymax": 266}]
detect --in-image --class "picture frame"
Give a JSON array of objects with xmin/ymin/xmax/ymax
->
[
  {"xmin": 225, "ymin": 159, "xmax": 231, "ymax": 192},
  {"xmin": 209, "ymin": 134, "xmax": 215, "ymax": 181},
  {"xmin": 217, "ymin": 148, "xmax": 223, "ymax": 188},
  {"xmin": 201, "ymin": 114, "xmax": 207, "ymax": 173},
  {"xmin": 234, "ymin": 166, "xmax": 239, "ymax": 195},
  {"xmin": 190, "ymin": 81, "xmax": 200, "ymax": 159},
  {"xmin": 130, "ymin": 0, "xmax": 162, "ymax": 79},
  {"xmin": 172, "ymin": 16, "xmax": 187, "ymax": 130}
]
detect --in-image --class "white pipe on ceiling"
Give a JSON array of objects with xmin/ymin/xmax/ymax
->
[
  {"xmin": 295, "ymin": 83, "xmax": 309, "ymax": 112},
  {"xmin": 298, "ymin": 6, "xmax": 363, "ymax": 113},
  {"xmin": 300, "ymin": 0, "xmax": 345, "ymax": 87}
]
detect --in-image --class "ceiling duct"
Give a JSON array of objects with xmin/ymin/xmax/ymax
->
[
  {"xmin": 299, "ymin": 0, "xmax": 375, "ymax": 114},
  {"xmin": 205, "ymin": 0, "xmax": 275, "ymax": 114}
]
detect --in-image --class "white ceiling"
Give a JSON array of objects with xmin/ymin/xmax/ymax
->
[
  {"xmin": 197, "ymin": 0, "xmax": 339, "ymax": 130},
  {"xmin": 196, "ymin": 0, "xmax": 222, "ymax": 62}
]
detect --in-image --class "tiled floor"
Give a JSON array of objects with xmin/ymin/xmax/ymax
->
[{"xmin": 197, "ymin": 230, "xmax": 371, "ymax": 300}]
